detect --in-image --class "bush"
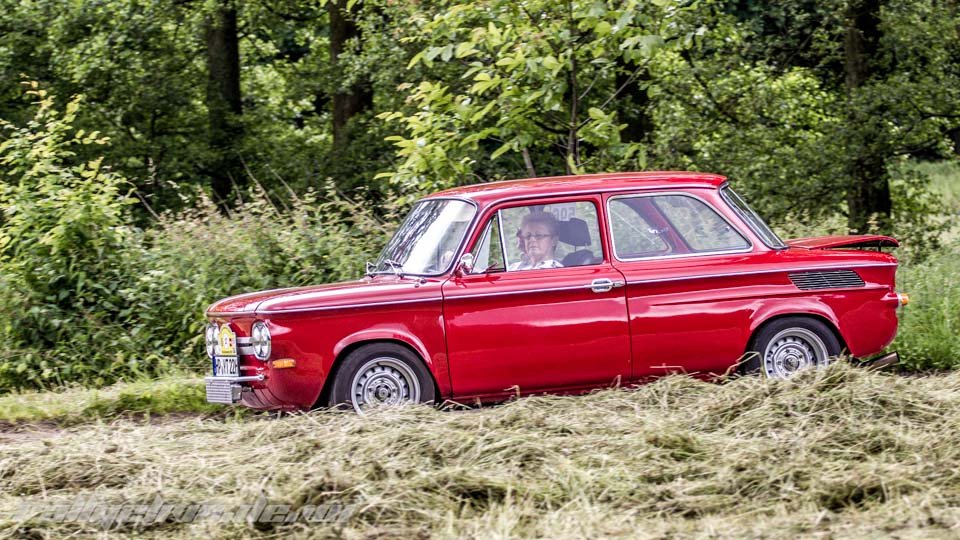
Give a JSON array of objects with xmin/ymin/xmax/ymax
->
[
  {"xmin": 0, "ymin": 85, "xmax": 137, "ymax": 389},
  {"xmin": 0, "ymin": 88, "xmax": 394, "ymax": 391},
  {"xmin": 122, "ymin": 186, "xmax": 394, "ymax": 376}
]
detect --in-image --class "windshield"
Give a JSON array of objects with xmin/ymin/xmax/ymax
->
[
  {"xmin": 373, "ymin": 199, "xmax": 477, "ymax": 276},
  {"xmin": 720, "ymin": 185, "xmax": 787, "ymax": 249}
]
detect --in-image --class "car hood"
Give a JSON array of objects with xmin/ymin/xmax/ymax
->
[
  {"xmin": 206, "ymin": 276, "xmax": 442, "ymax": 316},
  {"xmin": 787, "ymin": 234, "xmax": 899, "ymax": 250}
]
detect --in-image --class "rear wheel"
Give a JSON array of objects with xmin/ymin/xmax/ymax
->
[
  {"xmin": 744, "ymin": 317, "xmax": 841, "ymax": 378},
  {"xmin": 330, "ymin": 343, "xmax": 436, "ymax": 413}
]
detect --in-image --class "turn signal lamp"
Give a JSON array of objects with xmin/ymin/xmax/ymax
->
[{"xmin": 271, "ymin": 359, "xmax": 296, "ymax": 369}]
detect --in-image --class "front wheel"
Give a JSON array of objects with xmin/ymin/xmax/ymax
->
[
  {"xmin": 330, "ymin": 343, "xmax": 436, "ymax": 413},
  {"xmin": 744, "ymin": 317, "xmax": 841, "ymax": 379}
]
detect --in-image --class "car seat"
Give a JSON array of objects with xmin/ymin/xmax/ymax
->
[{"xmin": 557, "ymin": 218, "xmax": 596, "ymax": 266}]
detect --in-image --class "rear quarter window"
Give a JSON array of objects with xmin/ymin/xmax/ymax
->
[
  {"xmin": 653, "ymin": 195, "xmax": 750, "ymax": 252},
  {"xmin": 608, "ymin": 194, "xmax": 750, "ymax": 259}
]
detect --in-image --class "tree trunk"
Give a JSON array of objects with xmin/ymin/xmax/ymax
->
[
  {"xmin": 565, "ymin": 0, "xmax": 580, "ymax": 173},
  {"xmin": 843, "ymin": 0, "xmax": 891, "ymax": 234},
  {"xmin": 616, "ymin": 61, "xmax": 653, "ymax": 145},
  {"xmin": 205, "ymin": 0, "xmax": 243, "ymax": 206},
  {"xmin": 949, "ymin": 126, "xmax": 960, "ymax": 157},
  {"xmin": 328, "ymin": 0, "xmax": 373, "ymax": 148}
]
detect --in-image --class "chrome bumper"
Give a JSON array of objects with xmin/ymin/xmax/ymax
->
[{"xmin": 204, "ymin": 374, "xmax": 264, "ymax": 404}]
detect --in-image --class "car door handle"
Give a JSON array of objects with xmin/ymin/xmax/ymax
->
[{"xmin": 589, "ymin": 278, "xmax": 625, "ymax": 293}]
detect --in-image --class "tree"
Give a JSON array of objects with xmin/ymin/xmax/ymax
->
[
  {"xmin": 205, "ymin": 0, "xmax": 244, "ymax": 206},
  {"xmin": 842, "ymin": 0, "xmax": 891, "ymax": 233},
  {"xmin": 0, "ymin": 0, "xmax": 210, "ymax": 214},
  {"xmin": 379, "ymin": 0, "xmax": 683, "ymax": 193},
  {"xmin": 327, "ymin": 0, "xmax": 374, "ymax": 148},
  {"xmin": 643, "ymin": 0, "xmax": 957, "ymax": 236}
]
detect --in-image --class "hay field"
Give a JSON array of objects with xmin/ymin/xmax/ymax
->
[{"xmin": 2, "ymin": 364, "xmax": 960, "ymax": 539}]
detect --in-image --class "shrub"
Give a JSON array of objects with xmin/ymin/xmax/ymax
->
[
  {"xmin": 0, "ymin": 85, "xmax": 138, "ymax": 389},
  {"xmin": 0, "ymin": 88, "xmax": 394, "ymax": 391},
  {"xmin": 122, "ymin": 186, "xmax": 393, "ymax": 375}
]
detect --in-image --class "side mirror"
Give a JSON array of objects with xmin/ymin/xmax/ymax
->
[{"xmin": 456, "ymin": 253, "xmax": 475, "ymax": 276}]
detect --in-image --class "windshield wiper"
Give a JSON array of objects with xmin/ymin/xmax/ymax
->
[
  {"xmin": 367, "ymin": 258, "xmax": 405, "ymax": 277},
  {"xmin": 381, "ymin": 258, "xmax": 404, "ymax": 277},
  {"xmin": 364, "ymin": 259, "xmax": 403, "ymax": 277}
]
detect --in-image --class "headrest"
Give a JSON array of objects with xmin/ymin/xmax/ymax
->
[{"xmin": 558, "ymin": 217, "xmax": 590, "ymax": 246}]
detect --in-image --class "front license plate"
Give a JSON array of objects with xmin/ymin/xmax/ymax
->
[{"xmin": 214, "ymin": 356, "xmax": 239, "ymax": 377}]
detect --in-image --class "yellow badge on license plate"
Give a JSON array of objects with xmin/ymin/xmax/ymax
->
[{"xmin": 218, "ymin": 324, "xmax": 237, "ymax": 356}]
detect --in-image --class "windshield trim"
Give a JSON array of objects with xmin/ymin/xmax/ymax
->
[
  {"xmin": 373, "ymin": 196, "xmax": 480, "ymax": 278},
  {"xmin": 719, "ymin": 183, "xmax": 787, "ymax": 250}
]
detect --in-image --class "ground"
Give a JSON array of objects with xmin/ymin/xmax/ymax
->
[{"xmin": 2, "ymin": 365, "xmax": 960, "ymax": 539}]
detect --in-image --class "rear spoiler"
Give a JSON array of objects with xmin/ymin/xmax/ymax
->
[{"xmin": 786, "ymin": 235, "xmax": 899, "ymax": 250}]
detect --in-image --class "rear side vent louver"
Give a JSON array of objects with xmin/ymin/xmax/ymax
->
[{"xmin": 789, "ymin": 270, "xmax": 865, "ymax": 290}]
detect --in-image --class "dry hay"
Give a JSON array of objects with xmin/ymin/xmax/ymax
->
[{"xmin": 2, "ymin": 363, "xmax": 960, "ymax": 538}]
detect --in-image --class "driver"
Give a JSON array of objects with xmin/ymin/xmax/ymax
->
[{"xmin": 509, "ymin": 211, "xmax": 564, "ymax": 270}]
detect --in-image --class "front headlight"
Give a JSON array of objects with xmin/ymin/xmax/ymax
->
[
  {"xmin": 204, "ymin": 323, "xmax": 218, "ymax": 358},
  {"xmin": 251, "ymin": 321, "xmax": 272, "ymax": 360}
]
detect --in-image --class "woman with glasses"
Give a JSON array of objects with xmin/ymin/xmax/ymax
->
[{"xmin": 509, "ymin": 211, "xmax": 564, "ymax": 270}]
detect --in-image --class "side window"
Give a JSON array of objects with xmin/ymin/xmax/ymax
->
[
  {"xmin": 609, "ymin": 194, "xmax": 750, "ymax": 259},
  {"xmin": 498, "ymin": 201, "xmax": 602, "ymax": 272},
  {"xmin": 470, "ymin": 217, "xmax": 505, "ymax": 273},
  {"xmin": 653, "ymin": 195, "xmax": 750, "ymax": 252},
  {"xmin": 608, "ymin": 199, "xmax": 669, "ymax": 258}
]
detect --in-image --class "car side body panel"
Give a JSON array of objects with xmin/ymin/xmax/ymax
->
[{"xmin": 613, "ymin": 253, "xmax": 899, "ymax": 377}]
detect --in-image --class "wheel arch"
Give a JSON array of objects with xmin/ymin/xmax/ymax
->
[
  {"xmin": 314, "ymin": 337, "xmax": 441, "ymax": 408},
  {"xmin": 747, "ymin": 312, "xmax": 849, "ymax": 356}
]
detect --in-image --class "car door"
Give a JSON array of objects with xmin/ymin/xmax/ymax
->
[
  {"xmin": 605, "ymin": 189, "xmax": 759, "ymax": 377},
  {"xmin": 441, "ymin": 196, "xmax": 632, "ymax": 398}
]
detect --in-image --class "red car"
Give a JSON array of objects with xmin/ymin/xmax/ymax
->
[{"xmin": 204, "ymin": 172, "xmax": 907, "ymax": 412}]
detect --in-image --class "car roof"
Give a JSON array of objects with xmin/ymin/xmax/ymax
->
[{"xmin": 426, "ymin": 171, "xmax": 728, "ymax": 206}]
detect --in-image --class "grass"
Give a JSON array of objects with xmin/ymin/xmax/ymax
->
[
  {"xmin": 0, "ymin": 375, "xmax": 226, "ymax": 426},
  {"xmin": 890, "ymin": 159, "xmax": 960, "ymax": 370},
  {"xmin": 2, "ymin": 364, "xmax": 960, "ymax": 538},
  {"xmin": 910, "ymin": 160, "xmax": 960, "ymax": 215},
  {"xmin": 894, "ymin": 244, "xmax": 960, "ymax": 370}
]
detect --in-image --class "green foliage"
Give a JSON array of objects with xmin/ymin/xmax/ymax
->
[
  {"xmin": 907, "ymin": 160, "xmax": 960, "ymax": 216},
  {"xmin": 376, "ymin": 0, "xmax": 956, "ymax": 244},
  {"xmin": 0, "ymin": 85, "xmax": 137, "ymax": 388},
  {"xmin": 0, "ymin": 91, "xmax": 391, "ymax": 391},
  {"xmin": 124, "ymin": 185, "xmax": 393, "ymax": 376},
  {"xmin": 378, "ymin": 0, "xmax": 686, "ymax": 192},
  {"xmin": 893, "ymin": 242, "xmax": 960, "ymax": 371},
  {"xmin": 650, "ymin": 57, "xmax": 847, "ymax": 223},
  {"xmin": 0, "ymin": 0, "xmax": 210, "ymax": 211}
]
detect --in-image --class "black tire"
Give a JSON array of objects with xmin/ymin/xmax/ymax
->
[
  {"xmin": 743, "ymin": 316, "xmax": 842, "ymax": 379},
  {"xmin": 329, "ymin": 343, "xmax": 437, "ymax": 413}
]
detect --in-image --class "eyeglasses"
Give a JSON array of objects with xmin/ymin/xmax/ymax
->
[{"xmin": 517, "ymin": 232, "xmax": 555, "ymax": 241}]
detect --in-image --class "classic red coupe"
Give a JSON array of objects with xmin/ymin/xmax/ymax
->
[{"xmin": 204, "ymin": 172, "xmax": 907, "ymax": 412}]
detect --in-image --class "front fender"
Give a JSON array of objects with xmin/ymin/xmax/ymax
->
[{"xmin": 332, "ymin": 328, "xmax": 451, "ymax": 396}]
